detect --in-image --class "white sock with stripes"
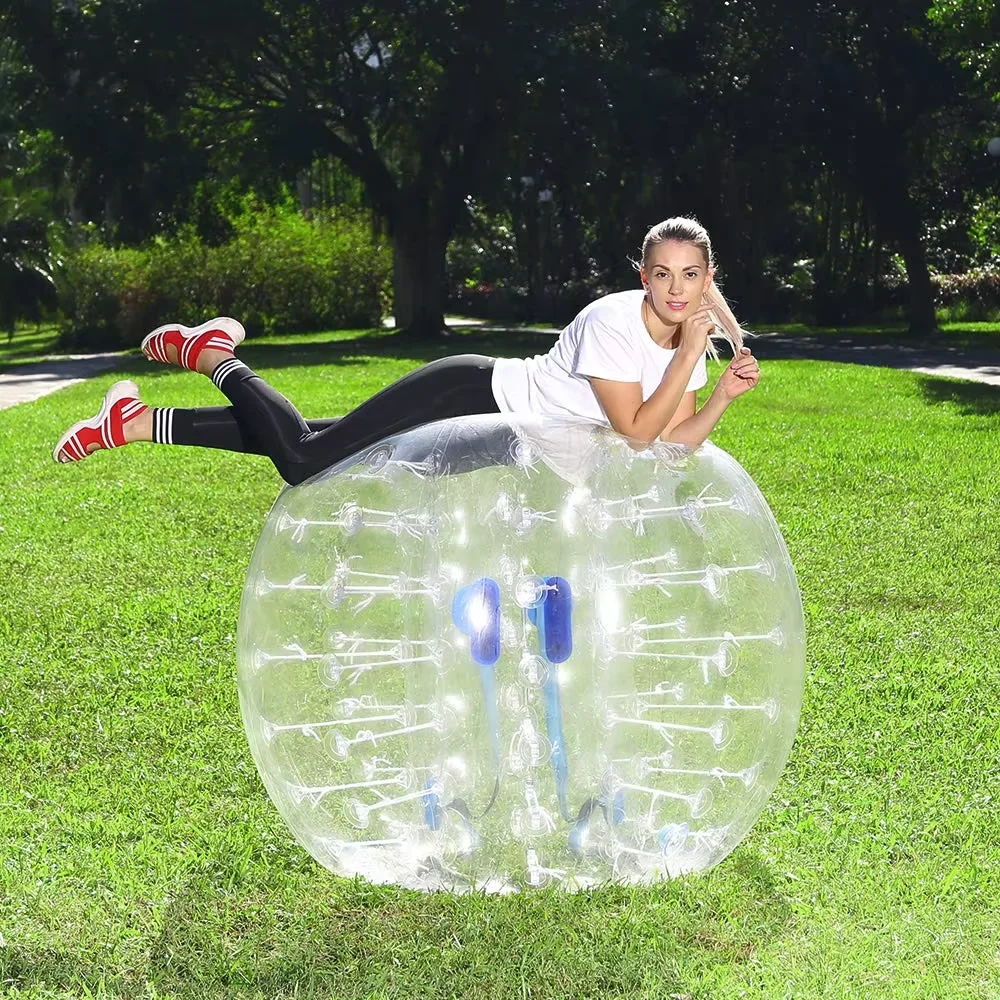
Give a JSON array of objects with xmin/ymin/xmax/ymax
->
[
  {"xmin": 151, "ymin": 408, "xmax": 175, "ymax": 445},
  {"xmin": 211, "ymin": 357, "xmax": 247, "ymax": 391}
]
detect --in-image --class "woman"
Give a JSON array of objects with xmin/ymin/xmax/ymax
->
[{"xmin": 53, "ymin": 216, "xmax": 761, "ymax": 485}]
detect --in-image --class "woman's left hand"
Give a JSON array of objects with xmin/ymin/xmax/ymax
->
[{"xmin": 717, "ymin": 347, "xmax": 760, "ymax": 400}]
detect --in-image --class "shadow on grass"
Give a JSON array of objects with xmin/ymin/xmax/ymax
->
[
  {"xmin": 0, "ymin": 853, "xmax": 790, "ymax": 998},
  {"xmin": 0, "ymin": 328, "xmax": 62, "ymax": 364},
  {"xmin": 136, "ymin": 847, "xmax": 792, "ymax": 999},
  {"xmin": 0, "ymin": 946, "xmax": 80, "ymax": 993},
  {"xmin": 917, "ymin": 374, "xmax": 1000, "ymax": 418},
  {"xmin": 0, "ymin": 343, "xmax": 60, "ymax": 366}
]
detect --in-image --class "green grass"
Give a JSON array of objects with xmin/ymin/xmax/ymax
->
[
  {"xmin": 0, "ymin": 325, "xmax": 67, "ymax": 367},
  {"xmin": 1, "ymin": 331, "xmax": 999, "ymax": 999}
]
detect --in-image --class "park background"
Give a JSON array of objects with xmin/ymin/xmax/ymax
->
[{"xmin": 0, "ymin": 1, "xmax": 999, "ymax": 998}]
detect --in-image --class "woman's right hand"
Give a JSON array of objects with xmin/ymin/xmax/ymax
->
[{"xmin": 679, "ymin": 306, "xmax": 715, "ymax": 356}]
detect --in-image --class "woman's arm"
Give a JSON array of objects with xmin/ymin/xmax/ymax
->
[
  {"xmin": 663, "ymin": 347, "xmax": 761, "ymax": 447},
  {"xmin": 588, "ymin": 342, "xmax": 704, "ymax": 445}
]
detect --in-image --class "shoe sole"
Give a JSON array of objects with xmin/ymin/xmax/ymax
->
[
  {"xmin": 141, "ymin": 317, "xmax": 247, "ymax": 362},
  {"xmin": 53, "ymin": 379, "xmax": 141, "ymax": 463}
]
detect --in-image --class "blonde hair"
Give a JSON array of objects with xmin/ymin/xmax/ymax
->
[{"xmin": 638, "ymin": 217, "xmax": 747, "ymax": 359}]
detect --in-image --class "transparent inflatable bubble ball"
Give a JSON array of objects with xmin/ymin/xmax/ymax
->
[{"xmin": 237, "ymin": 415, "xmax": 806, "ymax": 892}]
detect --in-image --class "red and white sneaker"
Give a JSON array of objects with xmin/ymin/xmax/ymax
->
[
  {"xmin": 53, "ymin": 380, "xmax": 148, "ymax": 463},
  {"xmin": 140, "ymin": 316, "xmax": 245, "ymax": 372}
]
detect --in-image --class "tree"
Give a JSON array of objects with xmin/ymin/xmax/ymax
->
[
  {"xmin": 0, "ymin": 32, "xmax": 58, "ymax": 338},
  {"xmin": 8, "ymin": 0, "xmax": 664, "ymax": 339},
  {"xmin": 642, "ymin": 0, "xmax": 982, "ymax": 332}
]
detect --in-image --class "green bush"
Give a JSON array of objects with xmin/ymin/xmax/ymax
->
[
  {"xmin": 57, "ymin": 208, "xmax": 391, "ymax": 348},
  {"xmin": 874, "ymin": 264, "xmax": 1000, "ymax": 323},
  {"xmin": 932, "ymin": 265, "xmax": 1000, "ymax": 320}
]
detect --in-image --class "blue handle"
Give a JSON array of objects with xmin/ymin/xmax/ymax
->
[
  {"xmin": 422, "ymin": 779, "xmax": 442, "ymax": 831},
  {"xmin": 452, "ymin": 578, "xmax": 502, "ymax": 766},
  {"xmin": 452, "ymin": 578, "xmax": 501, "ymax": 667},
  {"xmin": 527, "ymin": 576, "xmax": 573, "ymax": 663},
  {"xmin": 529, "ymin": 576, "xmax": 573, "ymax": 820}
]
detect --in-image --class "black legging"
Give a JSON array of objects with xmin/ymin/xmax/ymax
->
[{"xmin": 163, "ymin": 354, "xmax": 501, "ymax": 485}]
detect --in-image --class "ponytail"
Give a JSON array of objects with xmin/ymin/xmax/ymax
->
[{"xmin": 703, "ymin": 281, "xmax": 746, "ymax": 360}]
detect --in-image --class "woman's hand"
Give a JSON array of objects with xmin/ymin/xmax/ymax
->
[
  {"xmin": 678, "ymin": 306, "xmax": 716, "ymax": 356},
  {"xmin": 716, "ymin": 347, "xmax": 760, "ymax": 400}
]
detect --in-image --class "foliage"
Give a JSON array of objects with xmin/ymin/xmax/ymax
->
[
  {"xmin": 966, "ymin": 194, "xmax": 1000, "ymax": 264},
  {"xmin": 0, "ymin": 179, "xmax": 59, "ymax": 337},
  {"xmin": 0, "ymin": 34, "xmax": 60, "ymax": 336},
  {"xmin": 4, "ymin": 2, "xmax": 1000, "ymax": 333},
  {"xmin": 3, "ymin": 0, "xmax": 673, "ymax": 337},
  {"xmin": 58, "ymin": 207, "xmax": 390, "ymax": 347},
  {"xmin": 932, "ymin": 265, "xmax": 1000, "ymax": 319},
  {"xmin": 444, "ymin": 197, "xmax": 614, "ymax": 323},
  {"xmin": 927, "ymin": 0, "xmax": 1000, "ymax": 89}
]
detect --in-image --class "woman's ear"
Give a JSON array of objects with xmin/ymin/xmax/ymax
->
[{"xmin": 701, "ymin": 268, "xmax": 716, "ymax": 301}]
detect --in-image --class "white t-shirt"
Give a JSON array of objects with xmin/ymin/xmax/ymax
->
[{"xmin": 491, "ymin": 290, "xmax": 708, "ymax": 423}]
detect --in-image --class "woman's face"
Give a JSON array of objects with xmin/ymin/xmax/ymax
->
[{"xmin": 640, "ymin": 240, "xmax": 713, "ymax": 324}]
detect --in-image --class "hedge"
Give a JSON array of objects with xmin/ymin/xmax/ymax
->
[{"xmin": 58, "ymin": 209, "xmax": 392, "ymax": 348}]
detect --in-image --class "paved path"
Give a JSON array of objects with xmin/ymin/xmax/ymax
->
[
  {"xmin": 0, "ymin": 331, "xmax": 996, "ymax": 411},
  {"xmin": 750, "ymin": 332, "xmax": 1000, "ymax": 386},
  {"xmin": 0, "ymin": 353, "xmax": 127, "ymax": 411}
]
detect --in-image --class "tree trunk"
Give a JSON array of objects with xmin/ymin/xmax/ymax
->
[
  {"xmin": 390, "ymin": 201, "xmax": 448, "ymax": 339},
  {"xmin": 894, "ymin": 203, "xmax": 938, "ymax": 336},
  {"xmin": 867, "ymin": 175, "xmax": 938, "ymax": 335}
]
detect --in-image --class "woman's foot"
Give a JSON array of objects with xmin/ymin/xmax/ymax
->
[
  {"xmin": 53, "ymin": 380, "xmax": 151, "ymax": 463},
  {"xmin": 140, "ymin": 317, "xmax": 245, "ymax": 375}
]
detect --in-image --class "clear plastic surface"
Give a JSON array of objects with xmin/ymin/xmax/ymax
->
[{"xmin": 237, "ymin": 416, "xmax": 806, "ymax": 892}]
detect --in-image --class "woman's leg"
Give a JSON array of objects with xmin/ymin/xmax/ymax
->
[
  {"xmin": 144, "ymin": 405, "xmax": 338, "ymax": 456},
  {"xmin": 57, "ymin": 358, "xmax": 497, "ymax": 482},
  {"xmin": 55, "ymin": 315, "xmax": 499, "ymax": 484},
  {"xmin": 205, "ymin": 353, "xmax": 499, "ymax": 484},
  {"xmin": 141, "ymin": 320, "xmax": 499, "ymax": 482},
  {"xmin": 53, "ymin": 379, "xmax": 340, "ymax": 465}
]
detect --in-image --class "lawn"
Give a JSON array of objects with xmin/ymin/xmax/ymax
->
[
  {"xmin": 1, "ymin": 328, "xmax": 998, "ymax": 999},
  {"xmin": 0, "ymin": 325, "xmax": 70, "ymax": 367}
]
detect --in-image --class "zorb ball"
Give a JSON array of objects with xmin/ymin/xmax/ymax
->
[{"xmin": 237, "ymin": 416, "xmax": 806, "ymax": 892}]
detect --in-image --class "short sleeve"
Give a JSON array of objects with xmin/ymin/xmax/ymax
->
[
  {"xmin": 573, "ymin": 318, "xmax": 639, "ymax": 383},
  {"xmin": 685, "ymin": 352, "xmax": 708, "ymax": 392}
]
